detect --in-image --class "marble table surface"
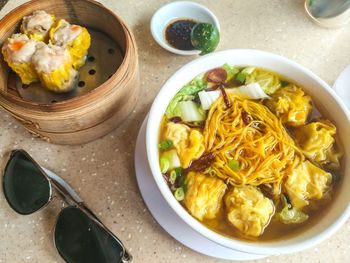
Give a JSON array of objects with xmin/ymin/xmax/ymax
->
[{"xmin": 0, "ymin": 0, "xmax": 349, "ymax": 262}]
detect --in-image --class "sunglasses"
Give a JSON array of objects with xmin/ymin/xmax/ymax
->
[{"xmin": 2, "ymin": 149, "xmax": 132, "ymax": 263}]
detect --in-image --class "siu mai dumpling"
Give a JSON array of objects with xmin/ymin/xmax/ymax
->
[
  {"xmin": 49, "ymin": 19, "xmax": 91, "ymax": 69},
  {"xmin": 31, "ymin": 44, "xmax": 78, "ymax": 93},
  {"xmin": 294, "ymin": 120, "xmax": 341, "ymax": 168},
  {"xmin": 1, "ymin": 34, "xmax": 39, "ymax": 84},
  {"xmin": 21, "ymin": 10, "xmax": 55, "ymax": 42},
  {"xmin": 164, "ymin": 122, "xmax": 205, "ymax": 168},
  {"xmin": 265, "ymin": 85, "xmax": 312, "ymax": 127},
  {"xmin": 284, "ymin": 161, "xmax": 332, "ymax": 209},
  {"xmin": 224, "ymin": 186, "xmax": 274, "ymax": 237},
  {"xmin": 183, "ymin": 172, "xmax": 227, "ymax": 221}
]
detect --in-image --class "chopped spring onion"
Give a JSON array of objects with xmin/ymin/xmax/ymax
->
[
  {"xmin": 160, "ymin": 149, "xmax": 181, "ymax": 173},
  {"xmin": 160, "ymin": 157, "xmax": 170, "ymax": 174},
  {"xmin": 177, "ymin": 100, "xmax": 206, "ymax": 122},
  {"xmin": 175, "ymin": 167, "xmax": 182, "ymax": 177},
  {"xmin": 158, "ymin": 139, "xmax": 173, "ymax": 151},
  {"xmin": 174, "ymin": 187, "xmax": 185, "ymax": 201},
  {"xmin": 228, "ymin": 83, "xmax": 269, "ymax": 100},
  {"xmin": 236, "ymin": 72, "xmax": 246, "ymax": 83},
  {"xmin": 198, "ymin": 90, "xmax": 221, "ymax": 110},
  {"xmin": 228, "ymin": 159, "xmax": 240, "ymax": 171},
  {"xmin": 169, "ymin": 170, "xmax": 177, "ymax": 184}
]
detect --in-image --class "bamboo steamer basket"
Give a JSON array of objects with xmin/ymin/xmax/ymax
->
[{"xmin": 0, "ymin": 0, "xmax": 139, "ymax": 144}]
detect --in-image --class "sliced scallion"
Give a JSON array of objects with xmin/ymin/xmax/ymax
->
[
  {"xmin": 229, "ymin": 159, "xmax": 240, "ymax": 172},
  {"xmin": 160, "ymin": 157, "xmax": 170, "ymax": 173},
  {"xmin": 174, "ymin": 187, "xmax": 185, "ymax": 201},
  {"xmin": 159, "ymin": 149, "xmax": 181, "ymax": 174},
  {"xmin": 158, "ymin": 139, "xmax": 173, "ymax": 151},
  {"xmin": 169, "ymin": 170, "xmax": 177, "ymax": 184},
  {"xmin": 175, "ymin": 167, "xmax": 182, "ymax": 177}
]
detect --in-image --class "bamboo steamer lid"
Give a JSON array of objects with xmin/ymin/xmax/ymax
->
[{"xmin": 0, "ymin": 0, "xmax": 139, "ymax": 144}]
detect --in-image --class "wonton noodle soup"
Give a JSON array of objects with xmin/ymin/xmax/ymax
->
[{"xmin": 157, "ymin": 65, "xmax": 343, "ymax": 241}]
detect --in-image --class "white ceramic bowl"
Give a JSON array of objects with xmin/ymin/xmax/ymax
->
[
  {"xmin": 146, "ymin": 49, "xmax": 350, "ymax": 255},
  {"xmin": 150, "ymin": 1, "xmax": 220, "ymax": 56}
]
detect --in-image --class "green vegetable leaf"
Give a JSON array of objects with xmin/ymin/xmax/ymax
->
[
  {"xmin": 158, "ymin": 139, "xmax": 173, "ymax": 151},
  {"xmin": 223, "ymin": 64, "xmax": 239, "ymax": 82},
  {"xmin": 280, "ymin": 80, "xmax": 289, "ymax": 87},
  {"xmin": 241, "ymin": 66, "xmax": 256, "ymax": 75},
  {"xmin": 178, "ymin": 100, "xmax": 206, "ymax": 122},
  {"xmin": 229, "ymin": 159, "xmax": 240, "ymax": 171},
  {"xmin": 165, "ymin": 76, "xmax": 207, "ymax": 118},
  {"xmin": 276, "ymin": 195, "xmax": 309, "ymax": 224},
  {"xmin": 245, "ymin": 69, "xmax": 281, "ymax": 95},
  {"xmin": 191, "ymin": 23, "xmax": 220, "ymax": 55},
  {"xmin": 159, "ymin": 149, "xmax": 181, "ymax": 173},
  {"xmin": 236, "ymin": 72, "xmax": 246, "ymax": 83}
]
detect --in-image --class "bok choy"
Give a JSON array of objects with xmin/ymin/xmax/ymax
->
[
  {"xmin": 160, "ymin": 149, "xmax": 181, "ymax": 173},
  {"xmin": 177, "ymin": 101, "xmax": 206, "ymax": 122},
  {"xmin": 198, "ymin": 90, "xmax": 221, "ymax": 110},
  {"xmin": 228, "ymin": 83, "xmax": 269, "ymax": 99},
  {"xmin": 276, "ymin": 195, "xmax": 309, "ymax": 224},
  {"xmin": 245, "ymin": 69, "xmax": 281, "ymax": 95},
  {"xmin": 165, "ymin": 76, "xmax": 207, "ymax": 118}
]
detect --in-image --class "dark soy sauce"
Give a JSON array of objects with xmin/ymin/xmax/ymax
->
[{"xmin": 165, "ymin": 19, "xmax": 197, "ymax": 50}]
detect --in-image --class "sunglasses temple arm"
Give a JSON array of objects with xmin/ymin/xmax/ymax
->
[{"xmin": 42, "ymin": 168, "xmax": 83, "ymax": 205}]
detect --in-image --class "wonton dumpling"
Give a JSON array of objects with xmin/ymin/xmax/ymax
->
[
  {"xmin": 224, "ymin": 186, "xmax": 274, "ymax": 237},
  {"xmin": 265, "ymin": 85, "xmax": 312, "ymax": 127},
  {"xmin": 285, "ymin": 161, "xmax": 332, "ymax": 209},
  {"xmin": 164, "ymin": 122, "xmax": 205, "ymax": 168},
  {"xmin": 184, "ymin": 172, "xmax": 227, "ymax": 221},
  {"xmin": 294, "ymin": 120, "xmax": 341, "ymax": 168}
]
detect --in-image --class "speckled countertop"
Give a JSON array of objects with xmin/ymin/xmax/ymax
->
[{"xmin": 0, "ymin": 0, "xmax": 349, "ymax": 262}]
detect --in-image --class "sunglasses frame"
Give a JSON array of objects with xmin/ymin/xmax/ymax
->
[{"xmin": 2, "ymin": 149, "xmax": 132, "ymax": 263}]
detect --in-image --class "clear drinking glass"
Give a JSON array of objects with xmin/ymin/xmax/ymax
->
[{"xmin": 305, "ymin": 0, "xmax": 350, "ymax": 27}]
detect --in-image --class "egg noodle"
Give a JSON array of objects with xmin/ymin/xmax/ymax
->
[{"xmin": 203, "ymin": 93, "xmax": 304, "ymax": 193}]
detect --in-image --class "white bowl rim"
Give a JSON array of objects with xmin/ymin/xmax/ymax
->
[
  {"xmin": 146, "ymin": 48, "xmax": 350, "ymax": 255},
  {"xmin": 150, "ymin": 1, "xmax": 221, "ymax": 56}
]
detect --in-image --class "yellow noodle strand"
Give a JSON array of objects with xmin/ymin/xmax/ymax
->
[{"xmin": 203, "ymin": 94, "xmax": 304, "ymax": 193}]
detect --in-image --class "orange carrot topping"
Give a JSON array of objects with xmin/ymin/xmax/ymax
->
[
  {"xmin": 71, "ymin": 25, "xmax": 81, "ymax": 31},
  {"xmin": 10, "ymin": 40, "xmax": 25, "ymax": 51}
]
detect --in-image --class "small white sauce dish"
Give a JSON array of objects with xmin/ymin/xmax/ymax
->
[{"xmin": 150, "ymin": 1, "xmax": 220, "ymax": 56}]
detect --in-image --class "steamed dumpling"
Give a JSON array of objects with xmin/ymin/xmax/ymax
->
[
  {"xmin": 1, "ymin": 33, "xmax": 39, "ymax": 84},
  {"xmin": 183, "ymin": 172, "xmax": 227, "ymax": 221},
  {"xmin": 294, "ymin": 120, "xmax": 341, "ymax": 169},
  {"xmin": 164, "ymin": 122, "xmax": 205, "ymax": 168},
  {"xmin": 284, "ymin": 161, "xmax": 332, "ymax": 209},
  {"xmin": 49, "ymin": 19, "xmax": 91, "ymax": 69},
  {"xmin": 21, "ymin": 10, "xmax": 55, "ymax": 42},
  {"xmin": 224, "ymin": 186, "xmax": 274, "ymax": 237},
  {"xmin": 31, "ymin": 44, "xmax": 78, "ymax": 93},
  {"xmin": 265, "ymin": 85, "xmax": 312, "ymax": 127}
]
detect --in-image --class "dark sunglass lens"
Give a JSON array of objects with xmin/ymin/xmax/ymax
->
[
  {"xmin": 3, "ymin": 150, "xmax": 51, "ymax": 215},
  {"xmin": 55, "ymin": 207, "xmax": 124, "ymax": 263}
]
